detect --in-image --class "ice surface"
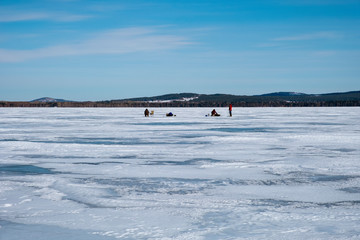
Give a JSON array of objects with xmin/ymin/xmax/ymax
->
[{"xmin": 0, "ymin": 107, "xmax": 360, "ymax": 239}]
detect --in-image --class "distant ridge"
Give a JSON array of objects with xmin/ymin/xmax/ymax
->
[
  {"xmin": 121, "ymin": 93, "xmax": 200, "ymax": 102},
  {"xmin": 31, "ymin": 97, "xmax": 73, "ymax": 103},
  {"xmin": 115, "ymin": 91, "xmax": 360, "ymax": 103},
  {"xmin": 259, "ymin": 92, "xmax": 307, "ymax": 97},
  {"xmin": 1, "ymin": 90, "xmax": 359, "ymax": 107}
]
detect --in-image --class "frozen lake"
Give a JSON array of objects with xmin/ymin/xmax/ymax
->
[{"xmin": 0, "ymin": 107, "xmax": 360, "ymax": 239}]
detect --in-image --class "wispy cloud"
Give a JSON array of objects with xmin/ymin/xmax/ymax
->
[
  {"xmin": 312, "ymin": 50, "xmax": 338, "ymax": 57},
  {"xmin": 86, "ymin": 3, "xmax": 126, "ymax": 12},
  {"xmin": 273, "ymin": 31, "xmax": 341, "ymax": 41},
  {"xmin": 0, "ymin": 9, "xmax": 91, "ymax": 22},
  {"xmin": 0, "ymin": 27, "xmax": 192, "ymax": 62}
]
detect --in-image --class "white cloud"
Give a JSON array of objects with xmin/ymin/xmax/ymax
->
[
  {"xmin": 0, "ymin": 27, "xmax": 192, "ymax": 63},
  {"xmin": 312, "ymin": 50, "xmax": 338, "ymax": 57},
  {"xmin": 273, "ymin": 31, "xmax": 341, "ymax": 41},
  {"xmin": 0, "ymin": 12, "xmax": 48, "ymax": 22},
  {"xmin": 0, "ymin": 9, "xmax": 91, "ymax": 22}
]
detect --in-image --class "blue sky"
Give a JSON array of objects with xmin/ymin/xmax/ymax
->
[{"xmin": 1, "ymin": 0, "xmax": 359, "ymax": 101}]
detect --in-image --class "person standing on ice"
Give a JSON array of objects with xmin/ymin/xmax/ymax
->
[
  {"xmin": 229, "ymin": 104, "xmax": 232, "ymax": 117},
  {"xmin": 144, "ymin": 109, "xmax": 149, "ymax": 117}
]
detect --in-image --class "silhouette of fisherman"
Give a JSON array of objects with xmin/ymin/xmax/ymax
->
[{"xmin": 144, "ymin": 108, "xmax": 150, "ymax": 117}]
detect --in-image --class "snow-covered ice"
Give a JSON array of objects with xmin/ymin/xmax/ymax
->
[{"xmin": 0, "ymin": 107, "xmax": 359, "ymax": 239}]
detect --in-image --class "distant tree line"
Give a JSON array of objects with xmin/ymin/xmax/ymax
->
[
  {"xmin": 1, "ymin": 100, "xmax": 359, "ymax": 107},
  {"xmin": 2, "ymin": 91, "xmax": 359, "ymax": 107}
]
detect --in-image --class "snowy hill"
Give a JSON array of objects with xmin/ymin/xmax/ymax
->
[
  {"xmin": 31, "ymin": 97, "xmax": 72, "ymax": 103},
  {"xmin": 259, "ymin": 92, "xmax": 307, "ymax": 96},
  {"xmin": 121, "ymin": 93, "xmax": 200, "ymax": 102}
]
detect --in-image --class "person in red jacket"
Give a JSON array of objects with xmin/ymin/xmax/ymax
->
[
  {"xmin": 229, "ymin": 104, "xmax": 232, "ymax": 117},
  {"xmin": 211, "ymin": 109, "xmax": 220, "ymax": 116}
]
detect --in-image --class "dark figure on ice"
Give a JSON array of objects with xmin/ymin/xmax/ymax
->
[
  {"xmin": 229, "ymin": 104, "xmax": 232, "ymax": 117},
  {"xmin": 144, "ymin": 108, "xmax": 149, "ymax": 117},
  {"xmin": 166, "ymin": 112, "xmax": 175, "ymax": 117},
  {"xmin": 211, "ymin": 109, "xmax": 220, "ymax": 117}
]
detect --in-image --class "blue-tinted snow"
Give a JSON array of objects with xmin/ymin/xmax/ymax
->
[{"xmin": 0, "ymin": 107, "xmax": 360, "ymax": 239}]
